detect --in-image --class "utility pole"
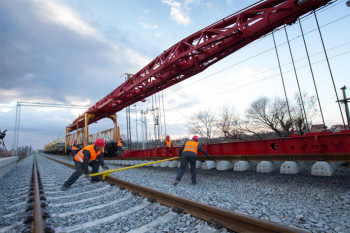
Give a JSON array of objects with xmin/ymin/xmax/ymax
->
[
  {"xmin": 121, "ymin": 74, "xmax": 133, "ymax": 150},
  {"xmin": 144, "ymin": 110, "xmax": 148, "ymax": 149},
  {"xmin": 134, "ymin": 105, "xmax": 138, "ymax": 149},
  {"xmin": 297, "ymin": 97, "xmax": 306, "ymax": 134},
  {"xmin": 140, "ymin": 110, "xmax": 145, "ymax": 150},
  {"xmin": 337, "ymin": 86, "xmax": 350, "ymax": 129}
]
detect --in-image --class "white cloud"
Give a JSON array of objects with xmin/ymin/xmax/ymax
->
[
  {"xmin": 34, "ymin": 0, "xmax": 103, "ymax": 41},
  {"xmin": 206, "ymin": 3, "xmax": 213, "ymax": 9},
  {"xmin": 33, "ymin": 0, "xmax": 151, "ymax": 77},
  {"xmin": 0, "ymin": 108, "xmax": 12, "ymax": 113},
  {"xmin": 139, "ymin": 22, "xmax": 159, "ymax": 29},
  {"xmin": 155, "ymin": 32, "xmax": 163, "ymax": 38},
  {"xmin": 145, "ymin": 10, "xmax": 149, "ymax": 13},
  {"xmin": 162, "ymin": 0, "xmax": 192, "ymax": 26}
]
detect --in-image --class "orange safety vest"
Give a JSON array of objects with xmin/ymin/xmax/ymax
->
[
  {"xmin": 183, "ymin": 141, "xmax": 198, "ymax": 154},
  {"xmin": 75, "ymin": 145, "xmax": 101, "ymax": 163},
  {"xmin": 117, "ymin": 140, "xmax": 122, "ymax": 147},
  {"xmin": 102, "ymin": 146, "xmax": 105, "ymax": 153},
  {"xmin": 72, "ymin": 143, "xmax": 79, "ymax": 151},
  {"xmin": 165, "ymin": 140, "xmax": 172, "ymax": 147}
]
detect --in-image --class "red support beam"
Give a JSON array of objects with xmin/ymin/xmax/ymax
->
[
  {"xmin": 67, "ymin": 0, "xmax": 333, "ymax": 131},
  {"xmin": 119, "ymin": 131, "xmax": 350, "ymax": 161}
]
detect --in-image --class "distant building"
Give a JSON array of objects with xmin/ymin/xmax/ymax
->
[
  {"xmin": 310, "ymin": 124, "xmax": 327, "ymax": 133},
  {"xmin": 330, "ymin": 124, "xmax": 349, "ymax": 133}
]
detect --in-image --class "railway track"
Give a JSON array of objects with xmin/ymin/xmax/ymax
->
[
  {"xmin": 41, "ymin": 154, "xmax": 306, "ymax": 232},
  {"xmin": 2, "ymin": 154, "xmax": 348, "ymax": 232}
]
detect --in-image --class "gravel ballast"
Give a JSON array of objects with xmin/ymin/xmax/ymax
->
[{"xmin": 43, "ymin": 154, "xmax": 350, "ymax": 232}]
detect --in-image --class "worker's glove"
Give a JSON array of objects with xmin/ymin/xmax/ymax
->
[
  {"xmin": 85, "ymin": 174, "xmax": 90, "ymax": 179},
  {"xmin": 103, "ymin": 166, "xmax": 109, "ymax": 170}
]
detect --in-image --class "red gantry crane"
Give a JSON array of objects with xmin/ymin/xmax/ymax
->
[
  {"xmin": 63, "ymin": 0, "xmax": 350, "ymax": 167},
  {"xmin": 67, "ymin": 0, "xmax": 334, "ymax": 132}
]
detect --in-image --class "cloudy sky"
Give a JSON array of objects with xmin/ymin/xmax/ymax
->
[{"xmin": 0, "ymin": 0, "xmax": 349, "ymax": 150}]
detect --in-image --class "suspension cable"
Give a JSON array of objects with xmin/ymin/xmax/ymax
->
[
  {"xmin": 272, "ymin": 31, "xmax": 294, "ymax": 134},
  {"xmin": 298, "ymin": 18, "xmax": 327, "ymax": 131},
  {"xmin": 313, "ymin": 10, "xmax": 346, "ymax": 127},
  {"xmin": 284, "ymin": 25, "xmax": 309, "ymax": 132}
]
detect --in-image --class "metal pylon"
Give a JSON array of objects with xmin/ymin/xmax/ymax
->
[{"xmin": 14, "ymin": 102, "xmax": 21, "ymax": 157}]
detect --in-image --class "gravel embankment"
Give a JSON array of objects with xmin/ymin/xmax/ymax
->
[
  {"xmin": 0, "ymin": 155, "xmax": 34, "ymax": 231},
  {"xmin": 44, "ymin": 154, "xmax": 350, "ymax": 233},
  {"xmin": 36, "ymin": 155, "xmax": 230, "ymax": 232}
]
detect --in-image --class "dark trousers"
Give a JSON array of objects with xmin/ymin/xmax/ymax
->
[
  {"xmin": 72, "ymin": 150, "xmax": 78, "ymax": 157},
  {"xmin": 176, "ymin": 152, "xmax": 197, "ymax": 183},
  {"xmin": 117, "ymin": 146, "xmax": 125, "ymax": 156},
  {"xmin": 63, "ymin": 159, "xmax": 100, "ymax": 187}
]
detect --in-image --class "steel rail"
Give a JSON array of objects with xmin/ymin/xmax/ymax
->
[
  {"xmin": 32, "ymin": 156, "xmax": 45, "ymax": 233},
  {"xmin": 43, "ymin": 155, "xmax": 307, "ymax": 233},
  {"xmin": 105, "ymin": 154, "xmax": 350, "ymax": 162}
]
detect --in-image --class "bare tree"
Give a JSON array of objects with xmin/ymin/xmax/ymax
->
[
  {"xmin": 245, "ymin": 96, "xmax": 290, "ymax": 138},
  {"xmin": 244, "ymin": 92, "xmax": 318, "ymax": 138},
  {"xmin": 290, "ymin": 91, "xmax": 318, "ymax": 134},
  {"xmin": 218, "ymin": 103, "xmax": 244, "ymax": 141},
  {"xmin": 188, "ymin": 109, "xmax": 218, "ymax": 143}
]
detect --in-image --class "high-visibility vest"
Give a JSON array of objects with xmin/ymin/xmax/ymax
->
[
  {"xmin": 102, "ymin": 146, "xmax": 105, "ymax": 153},
  {"xmin": 165, "ymin": 140, "xmax": 172, "ymax": 147},
  {"xmin": 183, "ymin": 141, "xmax": 198, "ymax": 154},
  {"xmin": 72, "ymin": 143, "xmax": 79, "ymax": 151},
  {"xmin": 75, "ymin": 145, "xmax": 101, "ymax": 163},
  {"xmin": 117, "ymin": 140, "xmax": 122, "ymax": 147}
]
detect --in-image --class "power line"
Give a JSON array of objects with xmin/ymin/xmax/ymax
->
[
  {"xmin": 163, "ymin": 13, "xmax": 350, "ymax": 97},
  {"xmin": 168, "ymin": 41, "xmax": 350, "ymax": 100},
  {"xmin": 166, "ymin": 51, "xmax": 350, "ymax": 110}
]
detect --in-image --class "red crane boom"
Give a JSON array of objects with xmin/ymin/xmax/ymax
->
[{"xmin": 67, "ymin": 0, "xmax": 332, "ymax": 131}]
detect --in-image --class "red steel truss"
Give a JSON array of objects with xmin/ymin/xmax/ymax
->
[
  {"xmin": 67, "ymin": 0, "xmax": 333, "ymax": 131},
  {"xmin": 119, "ymin": 131, "xmax": 350, "ymax": 161}
]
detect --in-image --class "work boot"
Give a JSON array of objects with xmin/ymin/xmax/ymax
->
[
  {"xmin": 173, "ymin": 179, "xmax": 180, "ymax": 186},
  {"xmin": 91, "ymin": 178, "xmax": 102, "ymax": 183},
  {"xmin": 60, "ymin": 185, "xmax": 69, "ymax": 191}
]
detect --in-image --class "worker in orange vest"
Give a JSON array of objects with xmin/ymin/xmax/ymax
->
[
  {"xmin": 117, "ymin": 138, "xmax": 126, "ymax": 156},
  {"xmin": 61, "ymin": 139, "xmax": 109, "ymax": 191},
  {"xmin": 71, "ymin": 140, "xmax": 79, "ymax": 157},
  {"xmin": 164, "ymin": 135, "xmax": 173, "ymax": 148},
  {"xmin": 173, "ymin": 136, "xmax": 209, "ymax": 186}
]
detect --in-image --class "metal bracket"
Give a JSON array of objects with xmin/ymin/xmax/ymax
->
[
  {"xmin": 171, "ymin": 206, "xmax": 183, "ymax": 214},
  {"xmin": 26, "ymin": 205, "xmax": 34, "ymax": 211},
  {"xmin": 42, "ymin": 212, "xmax": 51, "ymax": 219},
  {"xmin": 208, "ymin": 219, "xmax": 223, "ymax": 229},
  {"xmin": 132, "ymin": 191, "xmax": 139, "ymax": 196},
  {"xmin": 24, "ymin": 216, "xmax": 34, "ymax": 224}
]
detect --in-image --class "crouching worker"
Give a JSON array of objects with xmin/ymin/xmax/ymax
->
[{"xmin": 61, "ymin": 139, "xmax": 109, "ymax": 191}]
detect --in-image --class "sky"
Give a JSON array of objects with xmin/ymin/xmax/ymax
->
[{"xmin": 0, "ymin": 0, "xmax": 349, "ymax": 150}]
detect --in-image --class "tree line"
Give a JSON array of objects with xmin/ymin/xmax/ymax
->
[
  {"xmin": 188, "ymin": 92, "xmax": 319, "ymax": 143},
  {"xmin": 0, "ymin": 145, "xmax": 32, "ymax": 158}
]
